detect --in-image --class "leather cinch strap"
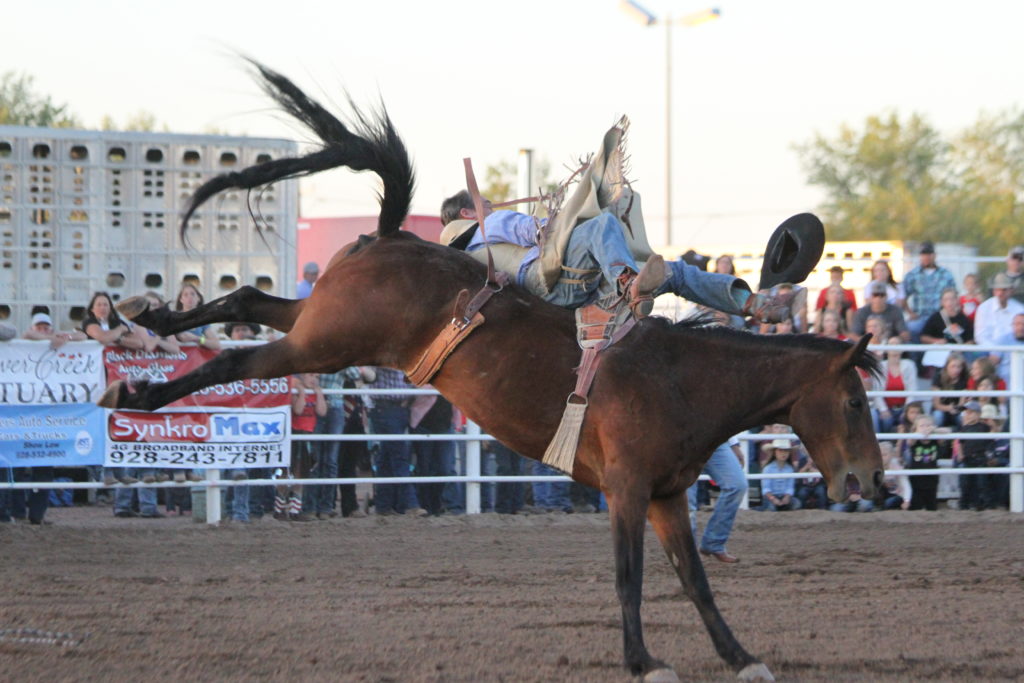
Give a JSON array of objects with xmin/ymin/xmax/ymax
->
[
  {"xmin": 407, "ymin": 272, "xmax": 510, "ymax": 387},
  {"xmin": 542, "ymin": 308, "xmax": 638, "ymax": 474},
  {"xmin": 568, "ymin": 315, "xmax": 637, "ymax": 401},
  {"xmin": 409, "ymin": 158, "xmax": 516, "ymax": 387}
]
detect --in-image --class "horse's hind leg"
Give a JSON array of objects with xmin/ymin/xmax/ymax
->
[
  {"xmin": 603, "ymin": 487, "xmax": 677, "ymax": 682},
  {"xmin": 117, "ymin": 285, "xmax": 304, "ymax": 336},
  {"xmin": 646, "ymin": 491, "xmax": 773, "ymax": 682},
  {"xmin": 99, "ymin": 338, "xmax": 309, "ymax": 412}
]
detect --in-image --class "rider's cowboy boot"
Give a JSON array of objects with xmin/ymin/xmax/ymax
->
[
  {"xmin": 619, "ymin": 255, "xmax": 666, "ymax": 319},
  {"xmin": 743, "ymin": 284, "xmax": 807, "ymax": 324}
]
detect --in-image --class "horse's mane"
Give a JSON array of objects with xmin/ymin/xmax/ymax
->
[
  {"xmin": 662, "ymin": 317, "xmax": 882, "ymax": 379},
  {"xmin": 179, "ymin": 59, "xmax": 415, "ymax": 245}
]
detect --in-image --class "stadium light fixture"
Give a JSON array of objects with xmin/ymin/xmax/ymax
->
[{"xmin": 619, "ymin": 1, "xmax": 721, "ymax": 247}]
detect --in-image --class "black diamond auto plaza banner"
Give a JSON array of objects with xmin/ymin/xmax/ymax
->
[{"xmin": 102, "ymin": 346, "xmax": 292, "ymax": 469}]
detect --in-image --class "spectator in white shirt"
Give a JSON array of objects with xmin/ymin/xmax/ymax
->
[
  {"xmin": 975, "ymin": 273, "xmax": 1024, "ymax": 367},
  {"xmin": 994, "ymin": 313, "xmax": 1024, "ymax": 384}
]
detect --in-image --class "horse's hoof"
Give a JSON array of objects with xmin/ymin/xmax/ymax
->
[
  {"xmin": 98, "ymin": 380, "xmax": 126, "ymax": 409},
  {"xmin": 116, "ymin": 295, "xmax": 150, "ymax": 320},
  {"xmin": 643, "ymin": 668, "xmax": 680, "ymax": 683},
  {"xmin": 737, "ymin": 663, "xmax": 775, "ymax": 681}
]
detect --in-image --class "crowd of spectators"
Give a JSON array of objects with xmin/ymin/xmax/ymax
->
[
  {"xmin": 3, "ymin": 241, "xmax": 1024, "ymax": 523},
  {"xmin": 719, "ymin": 240, "xmax": 1023, "ymax": 512},
  {"xmin": 1, "ymin": 277, "xmax": 610, "ymax": 524}
]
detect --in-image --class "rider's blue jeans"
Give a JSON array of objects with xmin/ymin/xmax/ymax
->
[
  {"xmin": 534, "ymin": 212, "xmax": 633, "ymax": 308},
  {"xmin": 528, "ymin": 211, "xmax": 751, "ymax": 313},
  {"xmin": 658, "ymin": 261, "xmax": 750, "ymax": 315}
]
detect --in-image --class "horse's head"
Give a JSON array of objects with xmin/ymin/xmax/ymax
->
[{"xmin": 789, "ymin": 335, "xmax": 884, "ymax": 502}]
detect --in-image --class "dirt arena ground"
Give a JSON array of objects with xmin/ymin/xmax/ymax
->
[{"xmin": 2, "ymin": 507, "xmax": 1022, "ymax": 682}]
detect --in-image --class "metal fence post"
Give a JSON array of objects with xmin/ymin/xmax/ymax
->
[
  {"xmin": 465, "ymin": 421, "xmax": 481, "ymax": 515},
  {"xmin": 738, "ymin": 441, "xmax": 750, "ymax": 510},
  {"xmin": 1010, "ymin": 349, "xmax": 1023, "ymax": 514},
  {"xmin": 206, "ymin": 469, "xmax": 222, "ymax": 525}
]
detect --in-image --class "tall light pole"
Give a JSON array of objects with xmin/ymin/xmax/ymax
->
[{"xmin": 620, "ymin": 2, "xmax": 721, "ymax": 247}]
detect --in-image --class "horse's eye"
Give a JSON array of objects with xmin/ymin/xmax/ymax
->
[{"xmin": 848, "ymin": 398, "xmax": 863, "ymax": 410}]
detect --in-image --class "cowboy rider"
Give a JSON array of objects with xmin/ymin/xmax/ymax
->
[{"xmin": 439, "ymin": 190, "xmax": 799, "ymax": 324}]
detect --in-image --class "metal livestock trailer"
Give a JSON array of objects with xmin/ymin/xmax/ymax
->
[{"xmin": 0, "ymin": 126, "xmax": 298, "ymax": 334}]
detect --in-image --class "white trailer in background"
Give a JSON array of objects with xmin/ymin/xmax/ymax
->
[{"xmin": 0, "ymin": 127, "xmax": 298, "ymax": 333}]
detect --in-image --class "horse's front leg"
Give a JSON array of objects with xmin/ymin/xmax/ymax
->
[
  {"xmin": 647, "ymin": 491, "xmax": 774, "ymax": 682},
  {"xmin": 117, "ymin": 285, "xmax": 304, "ymax": 337},
  {"xmin": 605, "ymin": 487, "xmax": 677, "ymax": 682}
]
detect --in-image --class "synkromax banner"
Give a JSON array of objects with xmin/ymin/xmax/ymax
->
[{"xmin": 103, "ymin": 346, "xmax": 291, "ymax": 469}]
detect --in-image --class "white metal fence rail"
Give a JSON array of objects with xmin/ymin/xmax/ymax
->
[{"xmin": 5, "ymin": 343, "xmax": 1023, "ymax": 521}]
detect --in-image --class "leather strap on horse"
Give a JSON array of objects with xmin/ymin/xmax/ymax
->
[
  {"xmin": 408, "ymin": 159, "xmax": 518, "ymax": 387},
  {"xmin": 407, "ymin": 271, "xmax": 510, "ymax": 387},
  {"xmin": 542, "ymin": 313, "xmax": 638, "ymax": 474},
  {"xmin": 463, "ymin": 158, "xmax": 502, "ymax": 289},
  {"xmin": 490, "ymin": 195, "xmax": 545, "ymax": 209}
]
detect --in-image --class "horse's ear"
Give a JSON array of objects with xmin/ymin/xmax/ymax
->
[{"xmin": 841, "ymin": 335, "xmax": 872, "ymax": 371}]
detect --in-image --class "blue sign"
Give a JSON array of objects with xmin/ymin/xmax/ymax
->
[{"xmin": 0, "ymin": 404, "xmax": 106, "ymax": 467}]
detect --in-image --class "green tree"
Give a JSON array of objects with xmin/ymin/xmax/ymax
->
[
  {"xmin": 948, "ymin": 109, "xmax": 1024, "ymax": 256},
  {"xmin": 101, "ymin": 111, "xmax": 167, "ymax": 132},
  {"xmin": 482, "ymin": 160, "xmax": 516, "ymax": 202},
  {"xmin": 796, "ymin": 110, "xmax": 1024, "ymax": 259},
  {"xmin": 0, "ymin": 71, "xmax": 79, "ymax": 127},
  {"xmin": 481, "ymin": 158, "xmax": 559, "ymax": 213}
]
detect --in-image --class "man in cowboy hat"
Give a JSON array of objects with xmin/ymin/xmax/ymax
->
[
  {"xmin": 442, "ymin": 191, "xmax": 665, "ymax": 316},
  {"xmin": 990, "ymin": 245, "xmax": 1024, "ymax": 304},
  {"xmin": 976, "ymin": 272, "xmax": 1024, "ymax": 366},
  {"xmin": 440, "ymin": 116, "xmax": 807, "ymax": 323},
  {"xmin": 440, "ymin": 190, "xmax": 804, "ymax": 323}
]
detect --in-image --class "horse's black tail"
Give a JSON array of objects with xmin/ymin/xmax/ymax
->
[{"xmin": 180, "ymin": 59, "xmax": 415, "ymax": 244}]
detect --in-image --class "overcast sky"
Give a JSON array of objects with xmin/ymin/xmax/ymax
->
[{"xmin": 5, "ymin": 0, "xmax": 1023, "ymax": 249}]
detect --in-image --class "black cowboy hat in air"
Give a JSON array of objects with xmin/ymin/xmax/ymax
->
[{"xmin": 757, "ymin": 213, "xmax": 825, "ymax": 290}]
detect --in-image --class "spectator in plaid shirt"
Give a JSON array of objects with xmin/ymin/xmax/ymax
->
[
  {"xmin": 901, "ymin": 241, "xmax": 956, "ymax": 343},
  {"xmin": 367, "ymin": 367, "xmax": 427, "ymax": 516}
]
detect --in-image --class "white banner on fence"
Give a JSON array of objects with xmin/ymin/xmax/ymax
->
[
  {"xmin": 0, "ymin": 341, "xmax": 107, "ymax": 466},
  {"xmin": 106, "ymin": 409, "xmax": 290, "ymax": 469},
  {"xmin": 101, "ymin": 346, "xmax": 292, "ymax": 469},
  {"xmin": 0, "ymin": 340, "xmax": 104, "ymax": 404}
]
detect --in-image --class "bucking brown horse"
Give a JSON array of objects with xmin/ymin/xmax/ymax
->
[{"xmin": 101, "ymin": 62, "xmax": 884, "ymax": 682}]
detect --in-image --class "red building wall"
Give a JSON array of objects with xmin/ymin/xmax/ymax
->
[{"xmin": 296, "ymin": 214, "xmax": 442, "ymax": 278}]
